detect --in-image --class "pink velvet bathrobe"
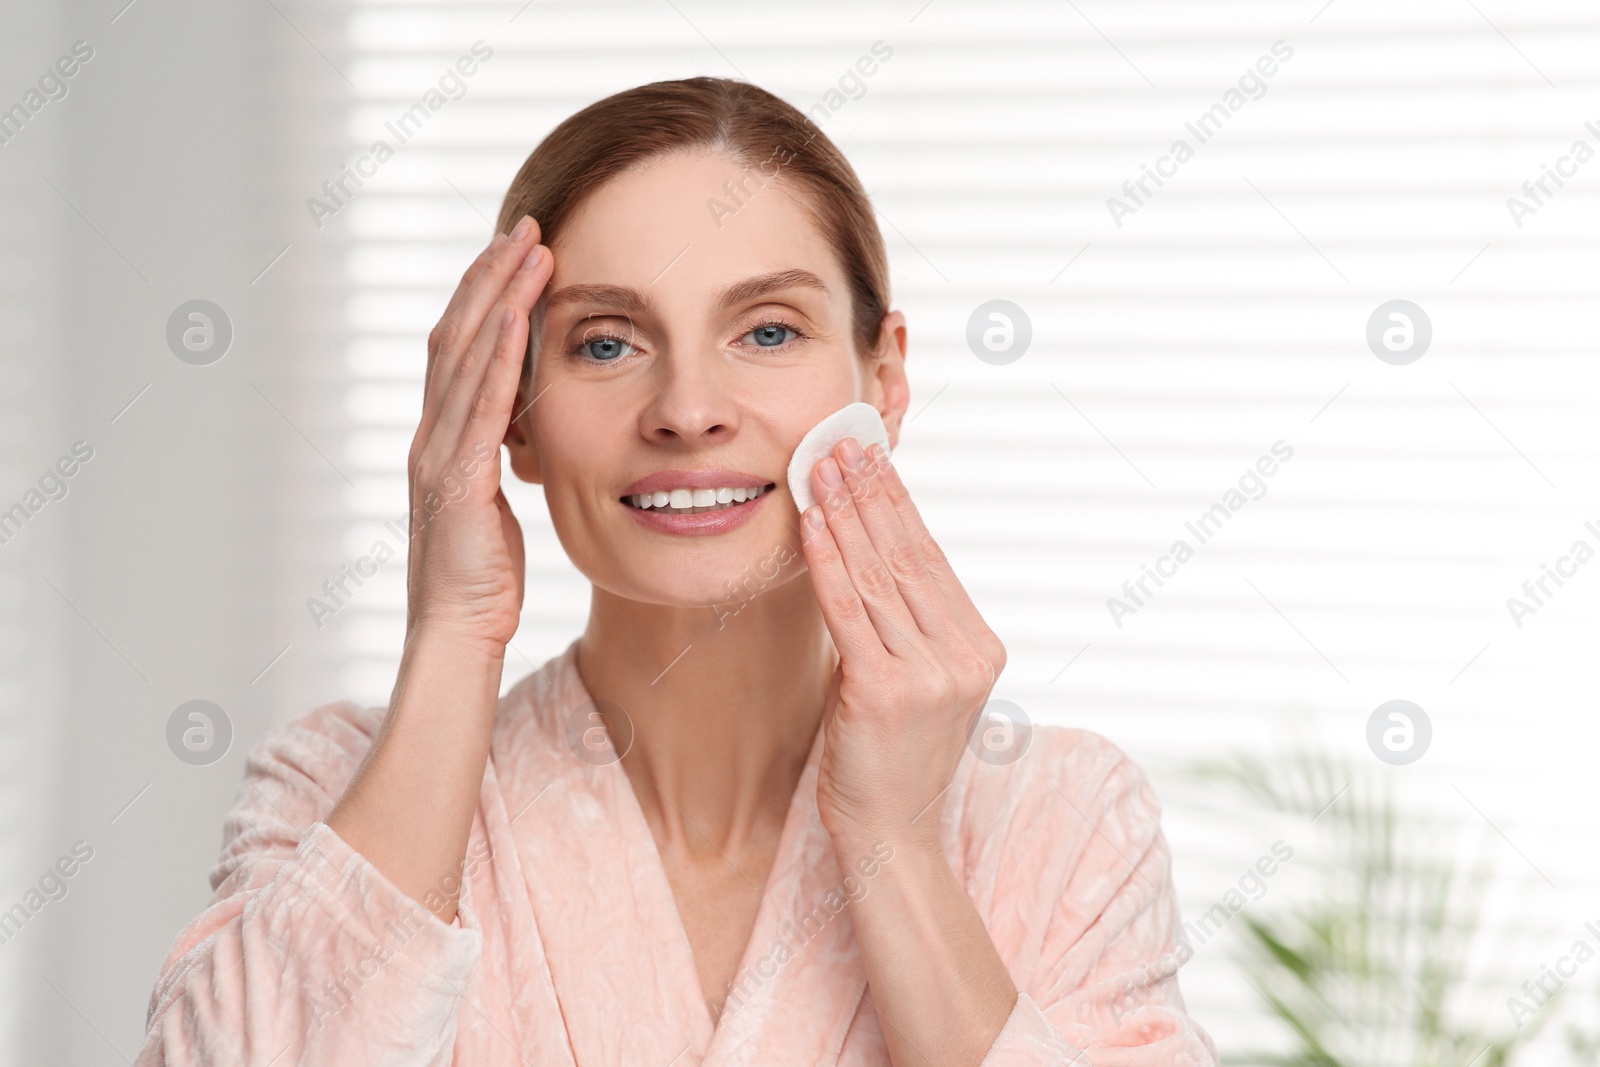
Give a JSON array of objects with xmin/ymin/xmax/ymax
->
[{"xmin": 137, "ymin": 640, "xmax": 1218, "ymax": 1065}]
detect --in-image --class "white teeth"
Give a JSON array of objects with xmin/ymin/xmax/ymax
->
[{"xmin": 628, "ymin": 484, "xmax": 771, "ymax": 513}]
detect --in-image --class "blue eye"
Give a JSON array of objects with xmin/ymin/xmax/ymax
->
[
  {"xmin": 741, "ymin": 321, "xmax": 801, "ymax": 348},
  {"xmin": 574, "ymin": 334, "xmax": 635, "ymax": 362}
]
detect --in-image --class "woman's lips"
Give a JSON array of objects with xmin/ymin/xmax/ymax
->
[
  {"xmin": 622, "ymin": 467, "xmax": 772, "ymax": 497},
  {"xmin": 617, "ymin": 463, "xmax": 774, "ymax": 537},
  {"xmin": 621, "ymin": 483, "xmax": 776, "ymax": 536}
]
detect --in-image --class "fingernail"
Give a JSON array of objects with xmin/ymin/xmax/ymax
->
[
  {"xmin": 521, "ymin": 244, "xmax": 546, "ymax": 271},
  {"xmin": 819, "ymin": 457, "xmax": 843, "ymax": 487},
  {"xmin": 511, "ymin": 215, "xmax": 533, "ymax": 242},
  {"xmin": 806, "ymin": 505, "xmax": 826, "ymax": 530},
  {"xmin": 869, "ymin": 442, "xmax": 892, "ymax": 469},
  {"xmin": 838, "ymin": 436, "xmax": 865, "ymax": 470}
]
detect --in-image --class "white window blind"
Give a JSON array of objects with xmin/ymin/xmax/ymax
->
[{"xmin": 322, "ymin": 1, "xmax": 1600, "ymax": 1057}]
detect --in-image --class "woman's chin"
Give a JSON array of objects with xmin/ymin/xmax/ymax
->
[{"xmin": 591, "ymin": 556, "xmax": 808, "ymax": 620}]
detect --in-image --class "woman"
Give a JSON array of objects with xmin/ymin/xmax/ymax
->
[{"xmin": 138, "ymin": 77, "xmax": 1217, "ymax": 1066}]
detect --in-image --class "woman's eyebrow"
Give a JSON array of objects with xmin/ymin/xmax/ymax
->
[
  {"xmin": 545, "ymin": 283, "xmax": 649, "ymax": 314},
  {"xmin": 716, "ymin": 269, "xmax": 830, "ymax": 308},
  {"xmin": 545, "ymin": 269, "xmax": 829, "ymax": 315}
]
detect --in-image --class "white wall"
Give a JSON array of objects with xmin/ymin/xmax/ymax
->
[{"xmin": 1, "ymin": 1, "xmax": 349, "ymax": 1062}]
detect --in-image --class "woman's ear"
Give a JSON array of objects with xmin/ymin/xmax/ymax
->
[
  {"xmin": 866, "ymin": 310, "xmax": 909, "ymax": 451},
  {"xmin": 503, "ymin": 376, "xmax": 544, "ymax": 485}
]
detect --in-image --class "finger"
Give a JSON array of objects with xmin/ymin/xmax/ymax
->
[
  {"xmin": 460, "ymin": 284, "xmax": 539, "ymax": 458},
  {"xmin": 432, "ymin": 216, "xmax": 543, "ymax": 373},
  {"xmin": 432, "ymin": 245, "xmax": 554, "ymax": 453},
  {"xmin": 421, "ymin": 234, "xmax": 509, "ymax": 451},
  {"xmin": 423, "ymin": 223, "xmax": 536, "ymax": 434},
  {"xmin": 867, "ymin": 443, "xmax": 988, "ymax": 636},
  {"xmin": 833, "ymin": 437, "xmax": 957, "ymax": 644},
  {"xmin": 811, "ymin": 453, "xmax": 922, "ymax": 659},
  {"xmin": 424, "ymin": 230, "xmax": 511, "ymax": 401},
  {"xmin": 799, "ymin": 502, "xmax": 894, "ymax": 668},
  {"xmin": 422, "ymin": 217, "xmax": 543, "ymax": 437}
]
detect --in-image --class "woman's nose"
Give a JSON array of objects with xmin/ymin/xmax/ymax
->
[{"xmin": 638, "ymin": 354, "xmax": 739, "ymax": 446}]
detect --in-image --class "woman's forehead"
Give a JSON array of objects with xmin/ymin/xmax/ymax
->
[{"xmin": 548, "ymin": 151, "xmax": 848, "ymax": 309}]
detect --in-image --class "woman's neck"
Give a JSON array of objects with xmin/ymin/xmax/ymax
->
[{"xmin": 574, "ymin": 577, "xmax": 835, "ymax": 855}]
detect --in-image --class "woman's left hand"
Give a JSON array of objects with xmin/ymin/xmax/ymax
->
[{"xmin": 801, "ymin": 436, "xmax": 1007, "ymax": 852}]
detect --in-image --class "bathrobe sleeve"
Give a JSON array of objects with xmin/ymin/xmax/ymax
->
[
  {"xmin": 135, "ymin": 701, "xmax": 485, "ymax": 1067},
  {"xmin": 973, "ymin": 730, "xmax": 1219, "ymax": 1067}
]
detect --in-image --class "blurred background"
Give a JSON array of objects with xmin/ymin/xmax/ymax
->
[{"xmin": 4, "ymin": 0, "xmax": 1599, "ymax": 1062}]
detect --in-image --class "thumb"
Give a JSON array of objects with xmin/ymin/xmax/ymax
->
[
  {"xmin": 821, "ymin": 659, "xmax": 844, "ymax": 727},
  {"xmin": 496, "ymin": 486, "xmax": 525, "ymax": 579}
]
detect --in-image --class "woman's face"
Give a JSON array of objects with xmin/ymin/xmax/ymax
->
[{"xmin": 504, "ymin": 150, "xmax": 908, "ymax": 609}]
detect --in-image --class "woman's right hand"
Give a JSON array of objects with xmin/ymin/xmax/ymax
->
[{"xmin": 405, "ymin": 215, "xmax": 554, "ymax": 651}]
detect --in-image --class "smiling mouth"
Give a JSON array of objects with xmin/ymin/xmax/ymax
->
[{"xmin": 622, "ymin": 483, "xmax": 777, "ymax": 515}]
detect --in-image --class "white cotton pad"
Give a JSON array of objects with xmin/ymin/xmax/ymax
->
[{"xmin": 786, "ymin": 402, "xmax": 892, "ymax": 514}]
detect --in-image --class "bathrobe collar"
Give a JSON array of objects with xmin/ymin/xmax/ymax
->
[{"xmin": 503, "ymin": 639, "xmax": 869, "ymax": 1066}]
